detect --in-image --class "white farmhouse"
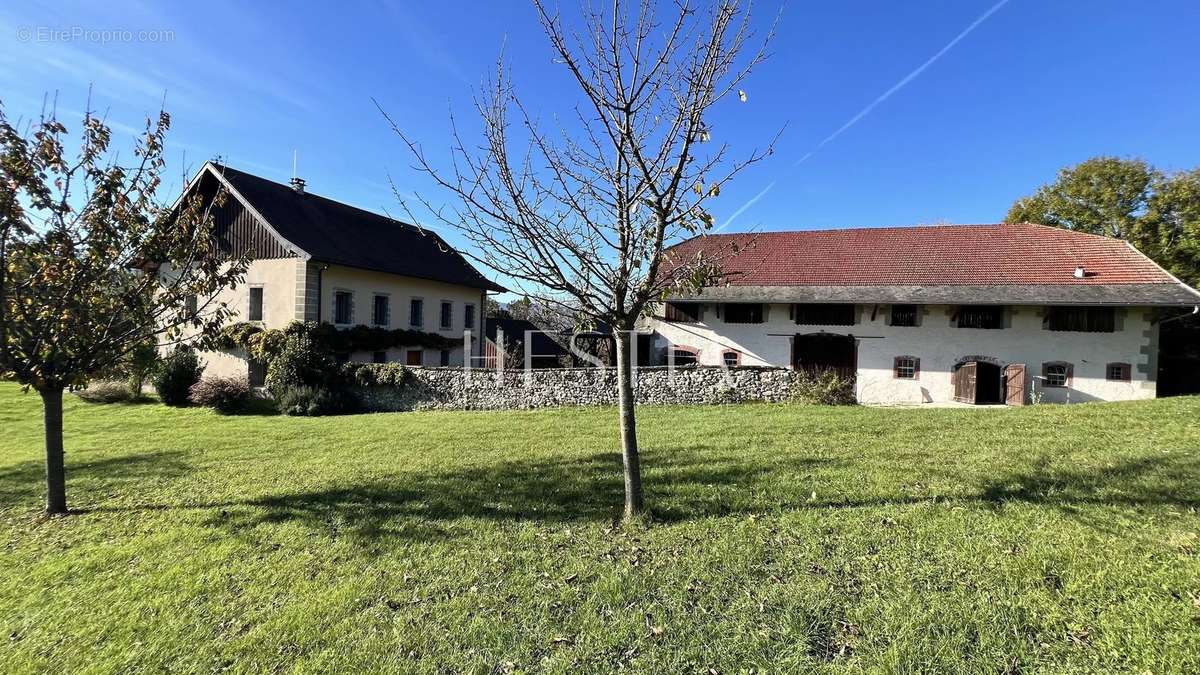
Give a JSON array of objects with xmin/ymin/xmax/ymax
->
[
  {"xmin": 643, "ymin": 224, "xmax": 1200, "ymax": 405},
  {"xmin": 173, "ymin": 162, "xmax": 505, "ymax": 381}
]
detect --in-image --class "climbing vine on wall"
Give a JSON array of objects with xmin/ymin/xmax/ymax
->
[{"xmin": 216, "ymin": 320, "xmax": 462, "ymax": 361}]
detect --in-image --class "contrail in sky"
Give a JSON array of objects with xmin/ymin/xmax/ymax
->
[{"xmin": 718, "ymin": 0, "xmax": 1011, "ymax": 231}]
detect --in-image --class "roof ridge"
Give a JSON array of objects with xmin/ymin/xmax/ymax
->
[{"xmin": 212, "ymin": 162, "xmax": 422, "ymax": 234}]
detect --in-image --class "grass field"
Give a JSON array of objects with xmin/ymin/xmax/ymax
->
[{"xmin": 1, "ymin": 382, "xmax": 1198, "ymax": 673}]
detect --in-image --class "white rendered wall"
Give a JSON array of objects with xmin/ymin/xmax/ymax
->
[
  {"xmin": 317, "ymin": 265, "xmax": 483, "ymax": 367},
  {"xmin": 641, "ymin": 303, "xmax": 1158, "ymax": 404}
]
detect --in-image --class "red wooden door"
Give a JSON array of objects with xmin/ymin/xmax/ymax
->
[
  {"xmin": 953, "ymin": 362, "xmax": 977, "ymax": 403},
  {"xmin": 1004, "ymin": 363, "xmax": 1026, "ymax": 406}
]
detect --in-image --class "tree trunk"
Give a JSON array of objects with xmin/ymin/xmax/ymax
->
[
  {"xmin": 40, "ymin": 385, "xmax": 68, "ymax": 515},
  {"xmin": 614, "ymin": 330, "xmax": 644, "ymax": 521}
]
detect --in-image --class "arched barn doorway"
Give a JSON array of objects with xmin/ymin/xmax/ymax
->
[{"xmin": 953, "ymin": 358, "xmax": 1026, "ymax": 405}]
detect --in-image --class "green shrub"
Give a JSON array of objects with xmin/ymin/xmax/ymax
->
[
  {"xmin": 343, "ymin": 362, "xmax": 410, "ymax": 388},
  {"xmin": 275, "ymin": 384, "xmax": 348, "ymax": 416},
  {"xmin": 264, "ymin": 333, "xmax": 337, "ymax": 399},
  {"xmin": 120, "ymin": 341, "xmax": 160, "ymax": 400},
  {"xmin": 153, "ymin": 346, "xmax": 204, "ymax": 406},
  {"xmin": 74, "ymin": 381, "xmax": 134, "ymax": 404},
  {"xmin": 790, "ymin": 370, "xmax": 856, "ymax": 406},
  {"xmin": 189, "ymin": 376, "xmax": 251, "ymax": 414}
]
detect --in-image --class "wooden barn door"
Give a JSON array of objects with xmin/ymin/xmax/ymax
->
[
  {"xmin": 953, "ymin": 362, "xmax": 977, "ymax": 403},
  {"xmin": 1004, "ymin": 363, "xmax": 1027, "ymax": 406}
]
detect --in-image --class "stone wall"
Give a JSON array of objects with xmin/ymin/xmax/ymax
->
[{"xmin": 353, "ymin": 366, "xmax": 803, "ymax": 412}]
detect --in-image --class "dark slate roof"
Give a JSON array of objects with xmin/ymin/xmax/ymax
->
[
  {"xmin": 485, "ymin": 317, "xmax": 570, "ymax": 357},
  {"xmin": 209, "ymin": 163, "xmax": 505, "ymax": 292}
]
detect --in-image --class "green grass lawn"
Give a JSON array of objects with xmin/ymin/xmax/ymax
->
[{"xmin": 1, "ymin": 382, "xmax": 1199, "ymax": 673}]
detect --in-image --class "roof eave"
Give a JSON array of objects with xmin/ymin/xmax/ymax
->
[{"xmin": 668, "ymin": 284, "xmax": 1200, "ymax": 307}]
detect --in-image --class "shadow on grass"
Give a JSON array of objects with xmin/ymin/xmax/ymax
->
[
  {"xmin": 0, "ymin": 450, "xmax": 195, "ymax": 507},
  {"xmin": 204, "ymin": 448, "xmax": 1200, "ymax": 542},
  {"xmin": 195, "ymin": 450, "xmax": 834, "ymax": 541},
  {"xmin": 5, "ymin": 445, "xmax": 1197, "ymax": 542}
]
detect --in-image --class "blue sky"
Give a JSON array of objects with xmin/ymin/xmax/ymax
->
[{"xmin": 3, "ymin": 0, "xmax": 1199, "ymax": 251}]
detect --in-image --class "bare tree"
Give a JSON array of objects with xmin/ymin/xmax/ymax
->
[
  {"xmin": 0, "ymin": 102, "xmax": 248, "ymax": 514},
  {"xmin": 381, "ymin": 0, "xmax": 776, "ymax": 521}
]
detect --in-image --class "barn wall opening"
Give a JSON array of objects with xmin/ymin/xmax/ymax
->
[{"xmin": 792, "ymin": 333, "xmax": 857, "ymax": 380}]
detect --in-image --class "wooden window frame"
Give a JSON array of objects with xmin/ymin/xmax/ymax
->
[
  {"xmin": 893, "ymin": 355, "xmax": 920, "ymax": 380},
  {"xmin": 406, "ymin": 349, "xmax": 424, "ymax": 367},
  {"xmin": 889, "ymin": 304, "xmax": 919, "ymax": 327},
  {"xmin": 956, "ymin": 305, "xmax": 1005, "ymax": 330},
  {"xmin": 333, "ymin": 290, "xmax": 354, "ymax": 326},
  {"xmin": 664, "ymin": 301, "xmax": 702, "ymax": 323},
  {"xmin": 721, "ymin": 350, "xmax": 741, "ymax": 367},
  {"xmin": 793, "ymin": 303, "xmax": 856, "ymax": 326},
  {"xmin": 1042, "ymin": 361, "xmax": 1073, "ymax": 388},
  {"xmin": 723, "ymin": 303, "xmax": 764, "ymax": 324},
  {"xmin": 1044, "ymin": 306, "xmax": 1116, "ymax": 333},
  {"xmin": 1105, "ymin": 362, "xmax": 1131, "ymax": 382}
]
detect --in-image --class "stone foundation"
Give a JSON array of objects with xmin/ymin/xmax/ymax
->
[{"xmin": 353, "ymin": 366, "xmax": 803, "ymax": 412}]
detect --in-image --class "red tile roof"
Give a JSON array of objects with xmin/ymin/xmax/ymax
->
[{"xmin": 664, "ymin": 223, "xmax": 1180, "ymax": 287}]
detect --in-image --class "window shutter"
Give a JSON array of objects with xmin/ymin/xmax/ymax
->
[
  {"xmin": 1066, "ymin": 362, "xmax": 1074, "ymax": 388},
  {"xmin": 914, "ymin": 357, "xmax": 920, "ymax": 379}
]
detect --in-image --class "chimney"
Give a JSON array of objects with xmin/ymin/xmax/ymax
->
[
  {"xmin": 290, "ymin": 177, "xmax": 306, "ymax": 194},
  {"xmin": 1073, "ymin": 266, "xmax": 1086, "ymax": 279}
]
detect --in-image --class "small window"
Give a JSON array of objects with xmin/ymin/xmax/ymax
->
[
  {"xmin": 1045, "ymin": 307, "xmax": 1115, "ymax": 333},
  {"xmin": 248, "ymin": 287, "xmax": 264, "ymax": 322},
  {"xmin": 185, "ymin": 294, "xmax": 198, "ymax": 317},
  {"xmin": 664, "ymin": 302, "xmax": 701, "ymax": 323},
  {"xmin": 464, "ymin": 304, "xmax": 476, "ymax": 330},
  {"xmin": 1043, "ymin": 362, "xmax": 1071, "ymax": 388},
  {"xmin": 794, "ymin": 304, "xmax": 855, "ymax": 326},
  {"xmin": 1106, "ymin": 362, "xmax": 1131, "ymax": 382},
  {"xmin": 440, "ymin": 301, "xmax": 453, "ymax": 329},
  {"xmin": 893, "ymin": 356, "xmax": 919, "ymax": 379},
  {"xmin": 956, "ymin": 306, "xmax": 1004, "ymax": 329},
  {"xmin": 409, "ymin": 298, "xmax": 424, "ymax": 328},
  {"xmin": 372, "ymin": 351, "xmax": 387, "ymax": 364},
  {"xmin": 440, "ymin": 349, "xmax": 451, "ymax": 367},
  {"xmin": 371, "ymin": 295, "xmax": 389, "ymax": 327},
  {"xmin": 406, "ymin": 349, "xmax": 423, "ymax": 366},
  {"xmin": 722, "ymin": 351, "xmax": 740, "ymax": 367},
  {"xmin": 670, "ymin": 347, "xmax": 698, "ymax": 366},
  {"xmin": 724, "ymin": 303, "xmax": 764, "ymax": 324},
  {"xmin": 890, "ymin": 304, "xmax": 918, "ymax": 327},
  {"xmin": 334, "ymin": 291, "xmax": 353, "ymax": 325}
]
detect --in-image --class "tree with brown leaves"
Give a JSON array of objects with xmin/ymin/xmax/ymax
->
[{"xmin": 0, "ymin": 103, "xmax": 248, "ymax": 514}]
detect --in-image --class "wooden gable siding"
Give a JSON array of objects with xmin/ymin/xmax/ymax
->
[{"xmin": 212, "ymin": 196, "xmax": 295, "ymax": 259}]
